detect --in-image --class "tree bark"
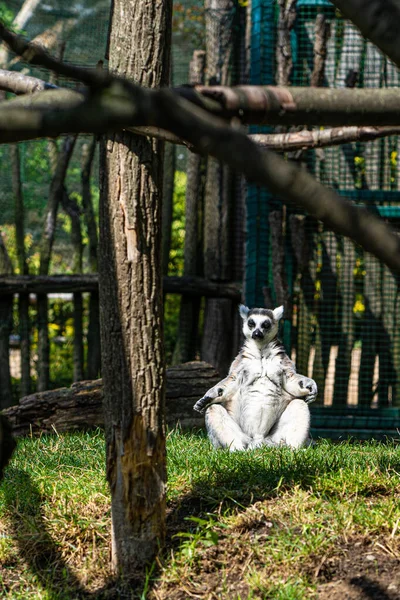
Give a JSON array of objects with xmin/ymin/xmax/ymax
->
[
  {"xmin": 0, "ymin": 235, "xmax": 13, "ymax": 409},
  {"xmin": 2, "ymin": 362, "xmax": 220, "ymax": 437},
  {"xmin": 202, "ymin": 0, "xmax": 236, "ymax": 377},
  {"xmin": 11, "ymin": 143, "xmax": 31, "ymax": 397},
  {"xmin": 99, "ymin": 0, "xmax": 172, "ymax": 575},
  {"xmin": 161, "ymin": 142, "xmax": 175, "ymax": 277},
  {"xmin": 173, "ymin": 50, "xmax": 206, "ymax": 364},
  {"xmin": 61, "ymin": 188, "xmax": 84, "ymax": 382},
  {"xmin": 37, "ymin": 135, "xmax": 76, "ymax": 392},
  {"xmin": 81, "ymin": 138, "xmax": 101, "ymax": 380}
]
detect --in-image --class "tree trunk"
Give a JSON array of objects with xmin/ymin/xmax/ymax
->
[
  {"xmin": 99, "ymin": 0, "xmax": 172, "ymax": 575},
  {"xmin": 161, "ymin": 142, "xmax": 175, "ymax": 277},
  {"xmin": 61, "ymin": 188, "xmax": 84, "ymax": 382},
  {"xmin": 173, "ymin": 50, "xmax": 206, "ymax": 364},
  {"xmin": 0, "ymin": 235, "xmax": 13, "ymax": 409},
  {"xmin": 201, "ymin": 0, "xmax": 236, "ymax": 377},
  {"xmin": 11, "ymin": 143, "xmax": 31, "ymax": 397},
  {"xmin": 81, "ymin": 138, "xmax": 101, "ymax": 380},
  {"xmin": 37, "ymin": 136, "xmax": 76, "ymax": 391}
]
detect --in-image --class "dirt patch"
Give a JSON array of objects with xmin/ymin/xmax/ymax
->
[{"xmin": 316, "ymin": 542, "xmax": 400, "ymax": 600}]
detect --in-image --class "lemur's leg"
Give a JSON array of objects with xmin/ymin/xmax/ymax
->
[
  {"xmin": 265, "ymin": 399, "xmax": 311, "ymax": 449},
  {"xmin": 193, "ymin": 353, "xmax": 244, "ymax": 413},
  {"xmin": 205, "ymin": 404, "xmax": 251, "ymax": 451}
]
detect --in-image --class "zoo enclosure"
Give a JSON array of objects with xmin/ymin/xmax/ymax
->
[
  {"xmin": 249, "ymin": 0, "xmax": 400, "ymax": 418},
  {"xmin": 0, "ymin": 0, "xmax": 400, "ymax": 434}
]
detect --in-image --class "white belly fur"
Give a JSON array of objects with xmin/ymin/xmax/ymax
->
[{"xmin": 239, "ymin": 375, "xmax": 290, "ymax": 438}]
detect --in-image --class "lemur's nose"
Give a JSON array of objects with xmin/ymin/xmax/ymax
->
[{"xmin": 252, "ymin": 329, "xmax": 264, "ymax": 339}]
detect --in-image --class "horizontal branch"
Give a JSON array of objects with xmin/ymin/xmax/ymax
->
[
  {"xmin": 1, "ymin": 27, "xmax": 400, "ymax": 273},
  {"xmin": 183, "ymin": 85, "xmax": 400, "ymax": 126},
  {"xmin": 0, "ymin": 68, "xmax": 56, "ymax": 94},
  {"xmin": 0, "ymin": 274, "xmax": 242, "ymax": 299},
  {"xmin": 4, "ymin": 68, "xmax": 399, "ymax": 151},
  {"xmin": 251, "ymin": 126, "xmax": 400, "ymax": 151}
]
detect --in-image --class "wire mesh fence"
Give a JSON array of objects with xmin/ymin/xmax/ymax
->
[
  {"xmin": 1, "ymin": 0, "xmax": 400, "ymax": 413},
  {"xmin": 250, "ymin": 0, "xmax": 400, "ymax": 408}
]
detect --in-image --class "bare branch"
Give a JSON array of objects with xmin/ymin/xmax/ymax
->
[
  {"xmin": 0, "ymin": 68, "xmax": 56, "ymax": 94},
  {"xmin": 311, "ymin": 13, "xmax": 330, "ymax": 88},
  {"xmin": 0, "ymin": 0, "xmax": 42, "ymax": 67},
  {"xmin": 1, "ymin": 24, "xmax": 400, "ymax": 274},
  {"xmin": 251, "ymin": 126, "xmax": 400, "ymax": 152},
  {"xmin": 276, "ymin": 0, "xmax": 297, "ymax": 86},
  {"xmin": 153, "ymin": 89, "xmax": 400, "ymax": 274},
  {"xmin": 0, "ymin": 20, "xmax": 111, "ymax": 87}
]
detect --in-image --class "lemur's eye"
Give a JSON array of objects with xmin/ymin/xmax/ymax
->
[
  {"xmin": 262, "ymin": 320, "xmax": 271, "ymax": 330},
  {"xmin": 248, "ymin": 319, "xmax": 255, "ymax": 329}
]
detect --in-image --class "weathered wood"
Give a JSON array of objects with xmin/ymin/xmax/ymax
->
[
  {"xmin": 2, "ymin": 362, "xmax": 219, "ymax": 437},
  {"xmin": 162, "ymin": 142, "xmax": 175, "ymax": 276},
  {"xmin": 173, "ymin": 50, "xmax": 206, "ymax": 364},
  {"xmin": 0, "ymin": 234, "xmax": 13, "ymax": 409},
  {"xmin": 11, "ymin": 143, "xmax": 31, "ymax": 397},
  {"xmin": 81, "ymin": 138, "xmax": 101, "ymax": 380},
  {"xmin": 99, "ymin": 0, "xmax": 172, "ymax": 574},
  {"xmin": 276, "ymin": 0, "xmax": 297, "ymax": 87},
  {"xmin": 202, "ymin": 0, "xmax": 236, "ymax": 377},
  {"xmin": 0, "ymin": 274, "xmax": 242, "ymax": 299},
  {"xmin": 61, "ymin": 189, "xmax": 84, "ymax": 382},
  {"xmin": 38, "ymin": 135, "xmax": 76, "ymax": 392}
]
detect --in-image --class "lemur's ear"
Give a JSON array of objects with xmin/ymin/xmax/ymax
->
[
  {"xmin": 273, "ymin": 305, "xmax": 284, "ymax": 321},
  {"xmin": 239, "ymin": 304, "xmax": 250, "ymax": 320}
]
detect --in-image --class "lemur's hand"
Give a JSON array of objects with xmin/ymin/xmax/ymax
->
[
  {"xmin": 193, "ymin": 387, "xmax": 224, "ymax": 413},
  {"xmin": 298, "ymin": 376, "xmax": 318, "ymax": 404},
  {"xmin": 285, "ymin": 375, "xmax": 318, "ymax": 404}
]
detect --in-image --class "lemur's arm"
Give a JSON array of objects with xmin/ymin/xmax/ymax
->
[
  {"xmin": 193, "ymin": 352, "xmax": 243, "ymax": 413},
  {"xmin": 280, "ymin": 354, "xmax": 318, "ymax": 404}
]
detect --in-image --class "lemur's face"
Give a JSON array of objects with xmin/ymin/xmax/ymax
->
[{"xmin": 239, "ymin": 305, "xmax": 284, "ymax": 344}]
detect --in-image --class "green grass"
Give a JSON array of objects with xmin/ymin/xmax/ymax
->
[{"xmin": 0, "ymin": 430, "xmax": 399, "ymax": 598}]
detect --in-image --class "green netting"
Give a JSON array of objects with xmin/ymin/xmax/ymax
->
[{"xmin": 249, "ymin": 1, "xmax": 400, "ymax": 408}]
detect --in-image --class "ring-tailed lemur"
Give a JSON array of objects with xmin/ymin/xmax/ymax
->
[{"xmin": 193, "ymin": 304, "xmax": 317, "ymax": 450}]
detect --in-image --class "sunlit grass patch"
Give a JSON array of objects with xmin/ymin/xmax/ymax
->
[{"xmin": 0, "ymin": 429, "xmax": 399, "ymax": 598}]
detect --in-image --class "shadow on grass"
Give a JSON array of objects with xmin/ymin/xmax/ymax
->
[
  {"xmin": 1, "ymin": 469, "xmax": 149, "ymax": 599},
  {"xmin": 2, "ymin": 436, "xmax": 400, "ymax": 598},
  {"xmin": 350, "ymin": 576, "xmax": 395, "ymax": 600}
]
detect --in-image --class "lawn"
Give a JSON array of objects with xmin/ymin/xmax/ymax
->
[{"xmin": 0, "ymin": 430, "xmax": 399, "ymax": 599}]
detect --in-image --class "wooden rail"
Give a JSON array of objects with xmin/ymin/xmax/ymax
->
[{"xmin": 0, "ymin": 274, "xmax": 242, "ymax": 300}]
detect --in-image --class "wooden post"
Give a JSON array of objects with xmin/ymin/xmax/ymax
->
[
  {"xmin": 201, "ymin": 0, "xmax": 237, "ymax": 376},
  {"xmin": 38, "ymin": 135, "xmax": 76, "ymax": 391},
  {"xmin": 81, "ymin": 138, "xmax": 101, "ymax": 380},
  {"xmin": 10, "ymin": 143, "xmax": 31, "ymax": 397},
  {"xmin": 0, "ymin": 234, "xmax": 13, "ymax": 409},
  {"xmin": 61, "ymin": 188, "xmax": 84, "ymax": 382},
  {"xmin": 99, "ymin": 0, "xmax": 172, "ymax": 574},
  {"xmin": 173, "ymin": 50, "xmax": 206, "ymax": 364}
]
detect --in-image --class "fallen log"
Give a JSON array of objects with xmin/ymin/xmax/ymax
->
[{"xmin": 2, "ymin": 361, "xmax": 219, "ymax": 437}]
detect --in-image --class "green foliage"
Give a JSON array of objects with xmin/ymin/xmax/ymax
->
[
  {"xmin": 168, "ymin": 170, "xmax": 186, "ymax": 277},
  {"xmin": 0, "ymin": 3, "xmax": 15, "ymax": 29},
  {"xmin": 164, "ymin": 170, "xmax": 187, "ymax": 364}
]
